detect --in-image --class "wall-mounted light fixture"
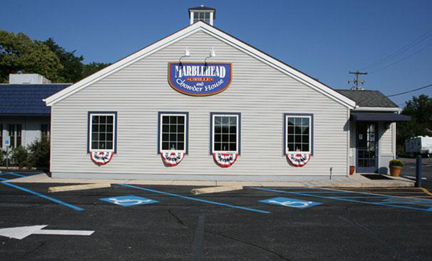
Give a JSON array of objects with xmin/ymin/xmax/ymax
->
[
  {"xmin": 179, "ymin": 47, "xmax": 190, "ymax": 67},
  {"xmin": 205, "ymin": 47, "xmax": 216, "ymax": 66}
]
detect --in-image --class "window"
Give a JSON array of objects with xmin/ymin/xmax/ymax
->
[
  {"xmin": 41, "ymin": 124, "xmax": 50, "ymax": 139},
  {"xmin": 193, "ymin": 11, "xmax": 211, "ymax": 24},
  {"xmin": 211, "ymin": 113, "xmax": 241, "ymax": 153},
  {"xmin": 158, "ymin": 112, "xmax": 188, "ymax": 153},
  {"xmin": 88, "ymin": 112, "xmax": 117, "ymax": 152},
  {"xmin": 9, "ymin": 124, "xmax": 22, "ymax": 148},
  {"xmin": 285, "ymin": 114, "xmax": 313, "ymax": 154}
]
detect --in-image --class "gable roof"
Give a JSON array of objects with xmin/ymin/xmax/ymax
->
[
  {"xmin": 45, "ymin": 22, "xmax": 356, "ymax": 108},
  {"xmin": 0, "ymin": 84, "xmax": 70, "ymax": 116},
  {"xmin": 335, "ymin": 89, "xmax": 398, "ymax": 108}
]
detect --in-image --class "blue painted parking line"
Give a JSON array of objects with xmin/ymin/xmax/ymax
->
[
  {"xmin": 0, "ymin": 177, "xmax": 84, "ymax": 211},
  {"xmin": 330, "ymin": 196, "xmax": 388, "ymax": 199},
  {"xmin": 100, "ymin": 195, "xmax": 159, "ymax": 207},
  {"xmin": 377, "ymin": 201, "xmax": 432, "ymax": 206},
  {"xmin": 121, "ymin": 184, "xmax": 270, "ymax": 214},
  {"xmin": 251, "ymin": 187, "xmax": 432, "ymax": 212},
  {"xmin": 3, "ymin": 172, "xmax": 25, "ymax": 178}
]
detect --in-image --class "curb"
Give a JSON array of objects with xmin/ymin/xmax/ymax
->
[
  {"xmin": 48, "ymin": 183, "xmax": 111, "ymax": 193},
  {"xmin": 191, "ymin": 185, "xmax": 243, "ymax": 195}
]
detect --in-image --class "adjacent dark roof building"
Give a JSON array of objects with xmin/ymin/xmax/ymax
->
[
  {"xmin": 0, "ymin": 84, "xmax": 70, "ymax": 116},
  {"xmin": 335, "ymin": 89, "xmax": 398, "ymax": 108}
]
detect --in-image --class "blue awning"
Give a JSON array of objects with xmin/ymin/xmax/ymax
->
[{"xmin": 351, "ymin": 113, "xmax": 411, "ymax": 122}]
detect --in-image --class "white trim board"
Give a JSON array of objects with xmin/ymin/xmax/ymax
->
[
  {"xmin": 45, "ymin": 22, "xmax": 356, "ymax": 109},
  {"xmin": 353, "ymin": 107, "xmax": 401, "ymax": 112}
]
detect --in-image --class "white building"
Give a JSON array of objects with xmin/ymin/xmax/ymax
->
[
  {"xmin": 0, "ymin": 74, "xmax": 69, "ymax": 152},
  {"xmin": 44, "ymin": 6, "xmax": 409, "ymax": 181}
]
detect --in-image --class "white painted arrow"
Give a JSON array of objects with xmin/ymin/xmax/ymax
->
[{"xmin": 0, "ymin": 225, "xmax": 94, "ymax": 240}]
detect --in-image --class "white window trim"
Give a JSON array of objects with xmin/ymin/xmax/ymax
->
[
  {"xmin": 89, "ymin": 113, "xmax": 116, "ymax": 152},
  {"xmin": 159, "ymin": 113, "xmax": 188, "ymax": 153},
  {"xmin": 285, "ymin": 115, "xmax": 312, "ymax": 154},
  {"xmin": 212, "ymin": 114, "xmax": 239, "ymax": 153}
]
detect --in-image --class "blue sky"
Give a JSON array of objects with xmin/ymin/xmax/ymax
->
[{"xmin": 2, "ymin": 0, "xmax": 432, "ymax": 106}]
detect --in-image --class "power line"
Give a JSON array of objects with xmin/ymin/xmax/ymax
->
[
  {"xmin": 387, "ymin": 83, "xmax": 432, "ymax": 97},
  {"xmin": 360, "ymin": 28, "xmax": 432, "ymax": 71},
  {"xmin": 370, "ymin": 42, "xmax": 432, "ymax": 74}
]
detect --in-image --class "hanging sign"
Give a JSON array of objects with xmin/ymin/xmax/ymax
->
[
  {"xmin": 4, "ymin": 136, "xmax": 10, "ymax": 147},
  {"xmin": 91, "ymin": 151, "xmax": 114, "ymax": 165},
  {"xmin": 287, "ymin": 153, "xmax": 311, "ymax": 167},
  {"xmin": 168, "ymin": 62, "xmax": 232, "ymax": 96},
  {"xmin": 213, "ymin": 152, "xmax": 238, "ymax": 167},
  {"xmin": 161, "ymin": 151, "xmax": 185, "ymax": 166}
]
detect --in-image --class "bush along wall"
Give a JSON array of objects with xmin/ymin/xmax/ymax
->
[{"xmin": 3, "ymin": 138, "xmax": 50, "ymax": 170}]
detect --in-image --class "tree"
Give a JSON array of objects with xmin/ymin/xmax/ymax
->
[
  {"xmin": 1, "ymin": 31, "xmax": 110, "ymax": 83},
  {"xmin": 397, "ymin": 94, "xmax": 432, "ymax": 151},
  {"xmin": 0, "ymin": 30, "xmax": 64, "ymax": 82},
  {"xmin": 402, "ymin": 95, "xmax": 432, "ymax": 126},
  {"xmin": 43, "ymin": 38, "xmax": 84, "ymax": 83},
  {"xmin": 82, "ymin": 62, "xmax": 110, "ymax": 78}
]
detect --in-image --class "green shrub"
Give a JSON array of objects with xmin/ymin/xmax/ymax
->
[
  {"xmin": 11, "ymin": 146, "xmax": 29, "ymax": 169},
  {"xmin": 389, "ymin": 159, "xmax": 403, "ymax": 167},
  {"xmin": 28, "ymin": 137, "xmax": 50, "ymax": 169}
]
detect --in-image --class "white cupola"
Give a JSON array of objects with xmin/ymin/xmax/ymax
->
[{"xmin": 188, "ymin": 5, "xmax": 216, "ymax": 26}]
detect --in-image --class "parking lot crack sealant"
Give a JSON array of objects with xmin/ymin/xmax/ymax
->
[
  {"xmin": 167, "ymin": 209, "xmax": 188, "ymax": 228},
  {"xmin": 338, "ymin": 216, "xmax": 422, "ymax": 261},
  {"xmin": 203, "ymin": 229, "xmax": 293, "ymax": 261}
]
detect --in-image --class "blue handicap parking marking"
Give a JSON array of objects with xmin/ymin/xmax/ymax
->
[
  {"xmin": 100, "ymin": 195, "xmax": 159, "ymax": 207},
  {"xmin": 260, "ymin": 197, "xmax": 322, "ymax": 209}
]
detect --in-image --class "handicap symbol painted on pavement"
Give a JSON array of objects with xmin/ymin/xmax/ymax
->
[
  {"xmin": 260, "ymin": 197, "xmax": 322, "ymax": 209},
  {"xmin": 100, "ymin": 195, "xmax": 159, "ymax": 207}
]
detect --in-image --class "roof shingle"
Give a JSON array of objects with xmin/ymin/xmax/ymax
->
[
  {"xmin": 0, "ymin": 84, "xmax": 70, "ymax": 115},
  {"xmin": 335, "ymin": 89, "xmax": 398, "ymax": 108}
]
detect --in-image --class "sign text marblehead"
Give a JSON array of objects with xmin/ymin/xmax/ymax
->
[{"xmin": 168, "ymin": 62, "xmax": 232, "ymax": 96}]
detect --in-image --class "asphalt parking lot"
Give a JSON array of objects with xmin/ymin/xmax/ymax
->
[{"xmin": 0, "ymin": 172, "xmax": 432, "ymax": 261}]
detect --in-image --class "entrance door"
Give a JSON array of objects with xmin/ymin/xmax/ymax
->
[{"xmin": 356, "ymin": 123, "xmax": 378, "ymax": 173}]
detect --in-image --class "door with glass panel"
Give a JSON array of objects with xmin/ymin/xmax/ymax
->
[{"xmin": 356, "ymin": 123, "xmax": 378, "ymax": 173}]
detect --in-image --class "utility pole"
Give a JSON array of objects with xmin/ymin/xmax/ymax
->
[{"xmin": 349, "ymin": 71, "xmax": 368, "ymax": 90}]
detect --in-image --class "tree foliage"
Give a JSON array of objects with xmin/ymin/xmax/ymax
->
[
  {"xmin": 43, "ymin": 38, "xmax": 84, "ymax": 83},
  {"xmin": 82, "ymin": 62, "xmax": 111, "ymax": 79},
  {"xmin": 397, "ymin": 94, "xmax": 432, "ymax": 151},
  {"xmin": 0, "ymin": 30, "xmax": 110, "ymax": 83},
  {"xmin": 0, "ymin": 31, "xmax": 64, "ymax": 82}
]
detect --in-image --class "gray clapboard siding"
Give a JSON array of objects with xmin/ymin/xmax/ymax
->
[
  {"xmin": 378, "ymin": 122, "xmax": 396, "ymax": 174},
  {"xmin": 380, "ymin": 123, "xmax": 395, "ymax": 155},
  {"xmin": 51, "ymin": 30, "xmax": 350, "ymax": 179}
]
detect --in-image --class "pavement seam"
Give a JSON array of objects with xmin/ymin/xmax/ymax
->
[
  {"xmin": 338, "ymin": 217, "xmax": 422, "ymax": 261},
  {"xmin": 204, "ymin": 230, "xmax": 293, "ymax": 261}
]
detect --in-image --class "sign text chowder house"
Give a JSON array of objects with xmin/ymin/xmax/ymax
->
[{"xmin": 44, "ymin": 6, "xmax": 408, "ymax": 181}]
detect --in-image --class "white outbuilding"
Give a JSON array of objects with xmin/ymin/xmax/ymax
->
[{"xmin": 44, "ymin": 6, "xmax": 409, "ymax": 181}]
